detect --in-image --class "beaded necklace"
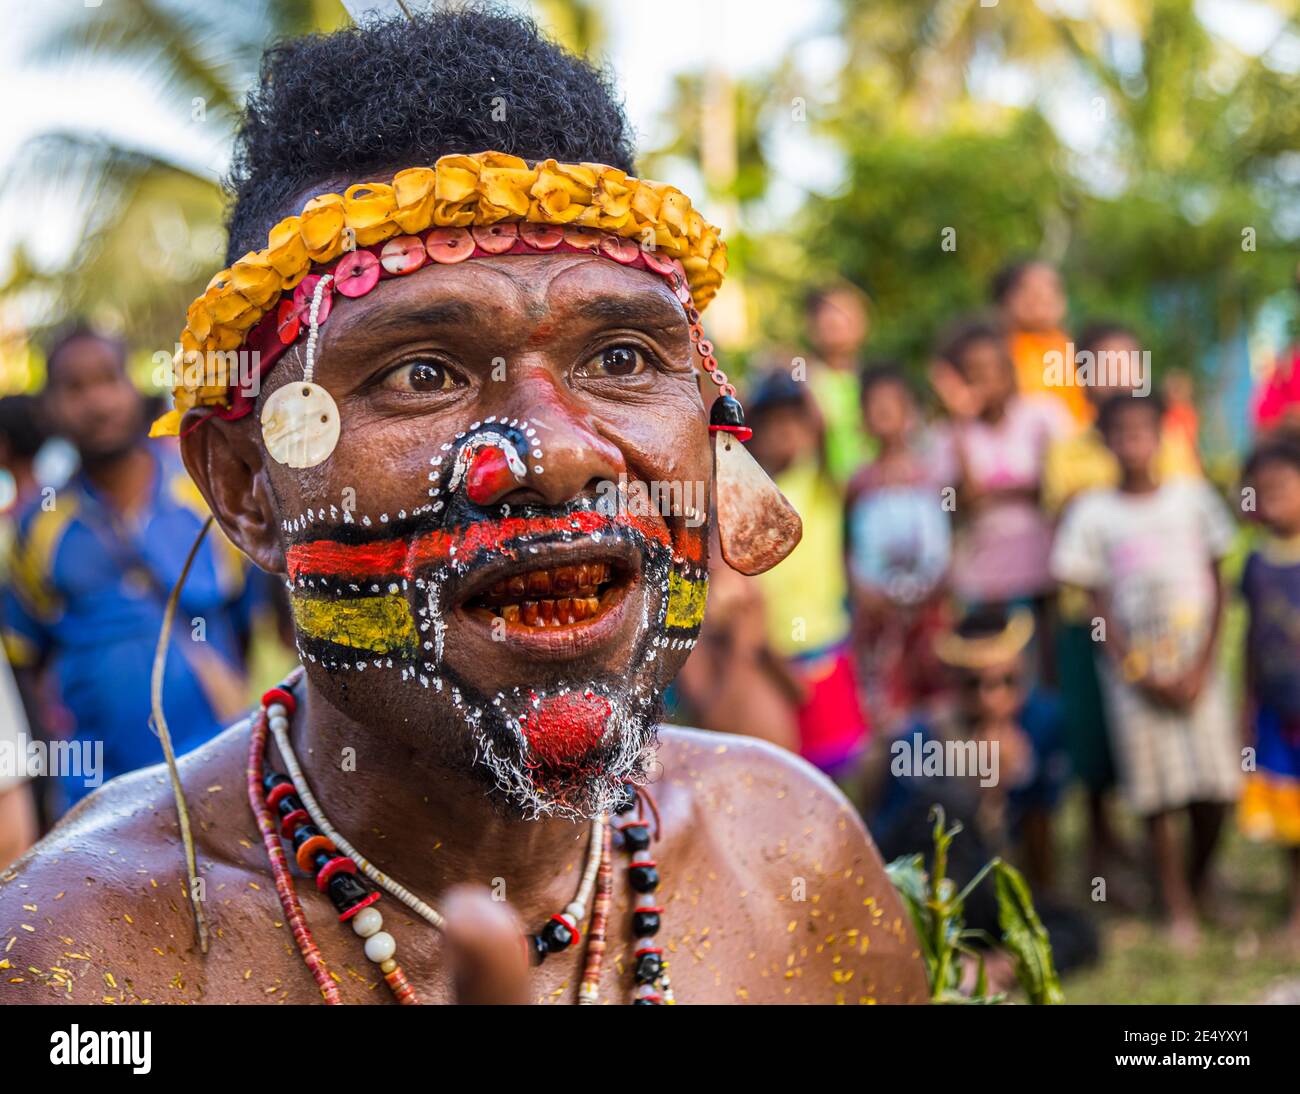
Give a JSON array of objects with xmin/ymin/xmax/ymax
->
[{"xmin": 246, "ymin": 673, "xmax": 673, "ymax": 1004}]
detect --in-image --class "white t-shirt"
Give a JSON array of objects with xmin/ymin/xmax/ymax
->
[{"xmin": 1050, "ymin": 479, "xmax": 1236, "ymax": 676}]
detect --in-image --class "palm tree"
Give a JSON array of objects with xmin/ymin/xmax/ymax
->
[{"xmin": 1, "ymin": 0, "xmax": 340, "ymax": 365}]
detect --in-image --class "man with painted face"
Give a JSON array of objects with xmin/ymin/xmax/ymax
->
[{"xmin": 0, "ymin": 9, "xmax": 926, "ymax": 1005}]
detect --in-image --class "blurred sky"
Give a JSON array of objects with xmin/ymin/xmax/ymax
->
[{"xmin": 0, "ymin": 0, "xmax": 1291, "ymax": 274}]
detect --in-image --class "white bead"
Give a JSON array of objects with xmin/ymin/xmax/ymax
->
[
  {"xmin": 267, "ymin": 704, "xmax": 287, "ymax": 719},
  {"xmin": 351, "ymin": 906, "xmax": 383, "ymax": 938},
  {"xmin": 636, "ymin": 894, "xmax": 657, "ymax": 910},
  {"xmin": 635, "ymin": 937, "xmax": 655, "ymax": 951},
  {"xmin": 564, "ymin": 902, "xmax": 585, "ymax": 922},
  {"xmin": 269, "ymin": 716, "xmax": 289, "ymax": 733},
  {"xmin": 363, "ymin": 931, "xmax": 396, "ymax": 963}
]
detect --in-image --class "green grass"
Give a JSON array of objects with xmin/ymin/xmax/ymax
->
[{"xmin": 1053, "ymin": 788, "xmax": 1300, "ymax": 1004}]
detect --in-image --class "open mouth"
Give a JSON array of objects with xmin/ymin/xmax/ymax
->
[{"xmin": 463, "ymin": 560, "xmax": 628, "ymax": 628}]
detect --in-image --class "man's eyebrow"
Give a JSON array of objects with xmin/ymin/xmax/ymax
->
[
  {"xmin": 339, "ymin": 299, "xmax": 481, "ymax": 338},
  {"xmin": 579, "ymin": 293, "xmax": 685, "ymax": 329}
]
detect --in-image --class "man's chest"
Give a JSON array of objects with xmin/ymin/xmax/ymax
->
[{"xmin": 190, "ymin": 853, "xmax": 791, "ymax": 1004}]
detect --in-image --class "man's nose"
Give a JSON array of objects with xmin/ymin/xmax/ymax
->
[{"xmin": 480, "ymin": 371, "xmax": 625, "ymax": 508}]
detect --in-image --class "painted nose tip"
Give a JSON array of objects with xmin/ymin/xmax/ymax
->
[{"xmin": 465, "ymin": 444, "xmax": 520, "ymax": 506}]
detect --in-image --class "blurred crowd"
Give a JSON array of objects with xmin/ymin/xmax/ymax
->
[
  {"xmin": 0, "ymin": 326, "xmax": 288, "ymax": 868},
  {"xmin": 672, "ymin": 261, "xmax": 1300, "ymax": 980},
  {"xmin": 3, "ymin": 264, "xmax": 1300, "ymax": 992}
]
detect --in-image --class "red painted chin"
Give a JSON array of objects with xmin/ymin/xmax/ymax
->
[{"xmin": 520, "ymin": 691, "xmax": 613, "ymax": 769}]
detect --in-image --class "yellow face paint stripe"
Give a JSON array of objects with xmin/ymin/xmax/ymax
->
[
  {"xmin": 290, "ymin": 593, "xmax": 418, "ymax": 656},
  {"xmin": 665, "ymin": 570, "xmax": 708, "ymax": 631}
]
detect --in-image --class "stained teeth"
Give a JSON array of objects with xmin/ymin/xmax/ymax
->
[{"xmin": 471, "ymin": 561, "xmax": 616, "ymax": 626}]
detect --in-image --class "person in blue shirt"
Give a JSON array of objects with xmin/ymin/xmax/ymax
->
[
  {"xmin": 2, "ymin": 325, "xmax": 267, "ymax": 811},
  {"xmin": 869, "ymin": 606, "xmax": 1070, "ymax": 894}
]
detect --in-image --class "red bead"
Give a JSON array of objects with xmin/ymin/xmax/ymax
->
[
  {"xmin": 709, "ymin": 424, "xmax": 753, "ymax": 443},
  {"xmin": 333, "ymin": 248, "xmax": 381, "ymax": 297},
  {"xmin": 315, "ymin": 855, "xmax": 358, "ymax": 892},
  {"xmin": 280, "ymin": 808, "xmax": 310, "ymax": 837},
  {"xmin": 338, "ymin": 889, "xmax": 381, "ymax": 923},
  {"xmin": 276, "ymin": 299, "xmax": 300, "ymax": 345},
  {"xmin": 262, "ymin": 686, "xmax": 297, "ymax": 715},
  {"xmin": 265, "ymin": 781, "xmax": 295, "ymax": 810}
]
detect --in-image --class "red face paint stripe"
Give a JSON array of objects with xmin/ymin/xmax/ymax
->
[{"xmin": 285, "ymin": 510, "xmax": 694, "ymax": 583}]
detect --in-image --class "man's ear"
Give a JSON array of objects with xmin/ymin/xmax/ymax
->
[{"xmin": 180, "ymin": 415, "xmax": 283, "ymax": 574}]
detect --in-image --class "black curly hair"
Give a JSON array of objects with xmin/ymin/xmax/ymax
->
[{"xmin": 224, "ymin": 5, "xmax": 635, "ymax": 264}]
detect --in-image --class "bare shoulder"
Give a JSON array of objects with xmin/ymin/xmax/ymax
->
[
  {"xmin": 0, "ymin": 721, "xmax": 269, "ymax": 1003},
  {"xmin": 654, "ymin": 726, "xmax": 929, "ymax": 1003}
]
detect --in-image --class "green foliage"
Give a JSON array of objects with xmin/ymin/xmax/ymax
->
[{"xmin": 886, "ymin": 806, "xmax": 1063, "ymax": 1005}]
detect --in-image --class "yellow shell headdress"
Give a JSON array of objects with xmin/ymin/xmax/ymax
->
[{"xmin": 151, "ymin": 151, "xmax": 728, "ymax": 438}]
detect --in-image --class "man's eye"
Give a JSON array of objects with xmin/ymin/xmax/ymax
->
[
  {"xmin": 580, "ymin": 345, "xmax": 647, "ymax": 379},
  {"xmin": 384, "ymin": 359, "xmax": 456, "ymax": 393}
]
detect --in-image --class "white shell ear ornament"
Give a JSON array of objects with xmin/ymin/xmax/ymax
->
[
  {"xmin": 683, "ymin": 313, "xmax": 801, "ymax": 575},
  {"xmin": 710, "ymin": 392, "xmax": 802, "ymax": 575},
  {"xmin": 261, "ymin": 274, "xmax": 341, "ymax": 469}
]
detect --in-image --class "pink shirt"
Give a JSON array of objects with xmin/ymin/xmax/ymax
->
[{"xmin": 937, "ymin": 395, "xmax": 1071, "ymax": 603}]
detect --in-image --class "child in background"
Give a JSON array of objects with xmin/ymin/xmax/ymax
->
[
  {"xmin": 930, "ymin": 320, "xmax": 1070, "ymax": 675},
  {"xmin": 1041, "ymin": 322, "xmax": 1199, "ymax": 885},
  {"xmin": 845, "ymin": 364, "xmax": 951, "ymax": 733},
  {"xmin": 869, "ymin": 606, "xmax": 1069, "ymax": 895},
  {"xmin": 804, "ymin": 283, "xmax": 875, "ymax": 484},
  {"xmin": 1238, "ymin": 435, "xmax": 1300, "ymax": 947},
  {"xmin": 746, "ymin": 369, "xmax": 870, "ymax": 777},
  {"xmin": 991, "ymin": 259, "xmax": 1091, "ymax": 427},
  {"xmin": 1051, "ymin": 393, "xmax": 1240, "ymax": 949}
]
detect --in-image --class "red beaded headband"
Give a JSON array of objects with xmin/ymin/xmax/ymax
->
[{"xmin": 212, "ymin": 224, "xmax": 734, "ymax": 427}]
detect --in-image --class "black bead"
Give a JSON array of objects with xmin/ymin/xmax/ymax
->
[
  {"xmin": 622, "ymin": 824, "xmax": 650, "ymax": 852},
  {"xmin": 632, "ymin": 910, "xmax": 661, "ymax": 936},
  {"xmin": 540, "ymin": 917, "xmax": 575, "ymax": 953},
  {"xmin": 628, "ymin": 864, "xmax": 659, "ymax": 893},
  {"xmin": 326, "ymin": 871, "xmax": 370, "ymax": 915},
  {"xmin": 615, "ymin": 784, "xmax": 638, "ymax": 815},
  {"xmin": 311, "ymin": 849, "xmax": 334, "ymax": 875},
  {"xmin": 276, "ymin": 794, "xmax": 304, "ymax": 819},
  {"xmin": 635, "ymin": 951, "xmax": 663, "ymax": 983},
  {"xmin": 709, "ymin": 393, "xmax": 746, "ymax": 430},
  {"xmin": 527, "ymin": 933, "xmax": 548, "ymax": 966},
  {"xmin": 291, "ymin": 824, "xmax": 324, "ymax": 851},
  {"xmin": 263, "ymin": 771, "xmax": 291, "ymax": 795}
]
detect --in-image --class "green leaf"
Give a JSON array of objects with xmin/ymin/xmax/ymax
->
[{"xmin": 992, "ymin": 859, "xmax": 1065, "ymax": 1005}]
